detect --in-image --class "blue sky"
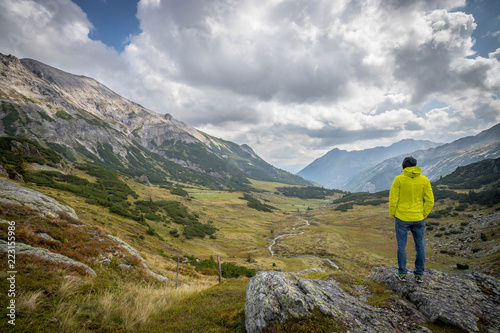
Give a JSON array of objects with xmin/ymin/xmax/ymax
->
[
  {"xmin": 465, "ymin": 0, "xmax": 500, "ymax": 57},
  {"xmin": 1, "ymin": 0, "xmax": 499, "ymax": 172},
  {"xmin": 72, "ymin": 0, "xmax": 140, "ymax": 53}
]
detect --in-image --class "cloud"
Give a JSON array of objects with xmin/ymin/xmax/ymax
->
[
  {"xmin": 0, "ymin": 0, "xmax": 123, "ymax": 85},
  {"xmin": 0, "ymin": 0, "xmax": 499, "ymax": 172}
]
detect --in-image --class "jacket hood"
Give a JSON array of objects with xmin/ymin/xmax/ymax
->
[{"xmin": 402, "ymin": 166, "xmax": 422, "ymax": 178}]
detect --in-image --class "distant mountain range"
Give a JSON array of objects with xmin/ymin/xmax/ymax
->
[
  {"xmin": 345, "ymin": 124, "xmax": 500, "ymax": 192},
  {"xmin": 298, "ymin": 139, "xmax": 442, "ymax": 190},
  {"xmin": 0, "ymin": 53, "xmax": 311, "ymax": 189},
  {"xmin": 299, "ymin": 123, "xmax": 500, "ymax": 192}
]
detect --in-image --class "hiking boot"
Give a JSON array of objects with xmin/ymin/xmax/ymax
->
[
  {"xmin": 415, "ymin": 274, "xmax": 423, "ymax": 283},
  {"xmin": 395, "ymin": 272, "xmax": 407, "ymax": 282}
]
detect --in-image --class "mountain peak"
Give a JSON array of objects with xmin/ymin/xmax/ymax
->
[
  {"xmin": 1, "ymin": 53, "xmax": 21, "ymax": 67},
  {"xmin": 241, "ymin": 144, "xmax": 259, "ymax": 159},
  {"xmin": 0, "ymin": 52, "xmax": 312, "ymax": 189}
]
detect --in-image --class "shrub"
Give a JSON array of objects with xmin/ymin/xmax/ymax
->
[
  {"xmin": 187, "ymin": 256, "xmax": 256, "ymax": 278},
  {"xmin": 334, "ymin": 203, "xmax": 354, "ymax": 212},
  {"xmin": 170, "ymin": 187, "xmax": 189, "ymax": 197},
  {"xmin": 146, "ymin": 227, "xmax": 156, "ymax": 236},
  {"xmin": 276, "ymin": 186, "xmax": 344, "ymax": 199},
  {"xmin": 240, "ymin": 193, "xmax": 275, "ymax": 212},
  {"xmin": 200, "ymin": 268, "xmax": 218, "ymax": 276}
]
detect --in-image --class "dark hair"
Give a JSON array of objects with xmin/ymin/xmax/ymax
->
[{"xmin": 402, "ymin": 156, "xmax": 417, "ymax": 169}]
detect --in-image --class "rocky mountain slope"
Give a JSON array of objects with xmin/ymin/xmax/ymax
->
[
  {"xmin": 345, "ymin": 123, "xmax": 500, "ymax": 192},
  {"xmin": 0, "ymin": 177, "xmax": 169, "ymax": 282},
  {"xmin": 298, "ymin": 139, "xmax": 441, "ymax": 190},
  {"xmin": 0, "ymin": 53, "xmax": 310, "ymax": 189}
]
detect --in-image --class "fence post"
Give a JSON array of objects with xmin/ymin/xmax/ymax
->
[
  {"xmin": 176, "ymin": 257, "xmax": 179, "ymax": 288},
  {"xmin": 217, "ymin": 254, "xmax": 222, "ymax": 283}
]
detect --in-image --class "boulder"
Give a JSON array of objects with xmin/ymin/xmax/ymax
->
[{"xmin": 245, "ymin": 269, "xmax": 396, "ymax": 333}]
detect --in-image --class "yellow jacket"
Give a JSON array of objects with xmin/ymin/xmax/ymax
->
[{"xmin": 389, "ymin": 166, "xmax": 434, "ymax": 221}]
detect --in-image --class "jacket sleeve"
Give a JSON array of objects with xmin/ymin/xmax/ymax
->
[
  {"xmin": 388, "ymin": 177, "xmax": 399, "ymax": 218},
  {"xmin": 423, "ymin": 179, "xmax": 434, "ymax": 218}
]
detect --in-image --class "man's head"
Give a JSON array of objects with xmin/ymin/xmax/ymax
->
[{"xmin": 402, "ymin": 156, "xmax": 417, "ymax": 169}]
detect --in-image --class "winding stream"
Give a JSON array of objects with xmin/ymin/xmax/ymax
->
[{"xmin": 268, "ymin": 219, "xmax": 340, "ymax": 270}]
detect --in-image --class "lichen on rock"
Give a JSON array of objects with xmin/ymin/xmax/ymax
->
[
  {"xmin": 0, "ymin": 178, "xmax": 77, "ymax": 219},
  {"xmin": 0, "ymin": 239, "xmax": 96, "ymax": 277},
  {"xmin": 370, "ymin": 267, "xmax": 500, "ymax": 333},
  {"xmin": 245, "ymin": 269, "xmax": 395, "ymax": 333},
  {"xmin": 245, "ymin": 267, "xmax": 500, "ymax": 333}
]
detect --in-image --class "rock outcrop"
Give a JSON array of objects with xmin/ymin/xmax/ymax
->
[
  {"xmin": 107, "ymin": 235, "xmax": 168, "ymax": 283},
  {"xmin": 245, "ymin": 269, "xmax": 397, "ymax": 332},
  {"xmin": 371, "ymin": 267, "xmax": 500, "ymax": 333},
  {"xmin": 0, "ymin": 238, "xmax": 96, "ymax": 277},
  {"xmin": 245, "ymin": 267, "xmax": 500, "ymax": 333},
  {"xmin": 0, "ymin": 179, "xmax": 77, "ymax": 219}
]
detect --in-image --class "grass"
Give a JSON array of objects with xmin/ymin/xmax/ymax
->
[
  {"xmin": 1, "ymin": 254, "xmax": 218, "ymax": 332},
  {"xmin": 1, "ymin": 164, "xmax": 499, "ymax": 332},
  {"xmin": 140, "ymin": 278, "xmax": 249, "ymax": 332}
]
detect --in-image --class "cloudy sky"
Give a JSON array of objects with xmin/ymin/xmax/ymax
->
[{"xmin": 1, "ymin": 0, "xmax": 499, "ymax": 172}]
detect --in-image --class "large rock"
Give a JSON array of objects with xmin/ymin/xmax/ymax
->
[
  {"xmin": 245, "ymin": 269, "xmax": 397, "ymax": 333},
  {"xmin": 0, "ymin": 179, "xmax": 77, "ymax": 219},
  {"xmin": 245, "ymin": 267, "xmax": 500, "ymax": 333},
  {"xmin": 371, "ymin": 267, "xmax": 500, "ymax": 333},
  {"xmin": 0, "ymin": 239, "xmax": 96, "ymax": 277}
]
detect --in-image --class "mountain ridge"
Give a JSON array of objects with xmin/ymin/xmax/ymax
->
[
  {"xmin": 0, "ymin": 53, "xmax": 311, "ymax": 188},
  {"xmin": 297, "ymin": 139, "xmax": 442, "ymax": 190},
  {"xmin": 344, "ymin": 123, "xmax": 500, "ymax": 192}
]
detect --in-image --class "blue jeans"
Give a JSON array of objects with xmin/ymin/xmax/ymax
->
[{"xmin": 395, "ymin": 218, "xmax": 426, "ymax": 275}]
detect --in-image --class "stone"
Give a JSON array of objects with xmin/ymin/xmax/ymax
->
[
  {"xmin": 35, "ymin": 232, "xmax": 58, "ymax": 242},
  {"xmin": 107, "ymin": 235, "xmax": 168, "ymax": 283},
  {"xmin": 370, "ymin": 267, "xmax": 500, "ymax": 333},
  {"xmin": 0, "ymin": 239, "xmax": 96, "ymax": 277},
  {"xmin": 245, "ymin": 270, "xmax": 395, "ymax": 333},
  {"xmin": 245, "ymin": 267, "xmax": 500, "ymax": 333},
  {"xmin": 0, "ymin": 179, "xmax": 77, "ymax": 219}
]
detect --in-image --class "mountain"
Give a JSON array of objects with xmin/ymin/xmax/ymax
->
[
  {"xmin": 344, "ymin": 123, "xmax": 500, "ymax": 192},
  {"xmin": 0, "ymin": 53, "xmax": 311, "ymax": 189},
  {"xmin": 297, "ymin": 139, "xmax": 441, "ymax": 190},
  {"xmin": 435, "ymin": 156, "xmax": 500, "ymax": 189}
]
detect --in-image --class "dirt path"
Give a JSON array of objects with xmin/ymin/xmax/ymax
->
[{"xmin": 268, "ymin": 218, "xmax": 340, "ymax": 270}]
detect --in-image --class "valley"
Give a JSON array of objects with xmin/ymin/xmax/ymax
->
[{"xmin": 1, "ymin": 155, "xmax": 498, "ymax": 332}]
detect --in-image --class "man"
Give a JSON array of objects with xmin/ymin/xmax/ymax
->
[{"xmin": 389, "ymin": 156, "xmax": 434, "ymax": 283}]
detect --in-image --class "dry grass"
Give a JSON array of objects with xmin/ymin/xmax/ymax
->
[
  {"xmin": 52, "ymin": 278, "xmax": 216, "ymax": 332},
  {"xmin": 17, "ymin": 290, "xmax": 45, "ymax": 313}
]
